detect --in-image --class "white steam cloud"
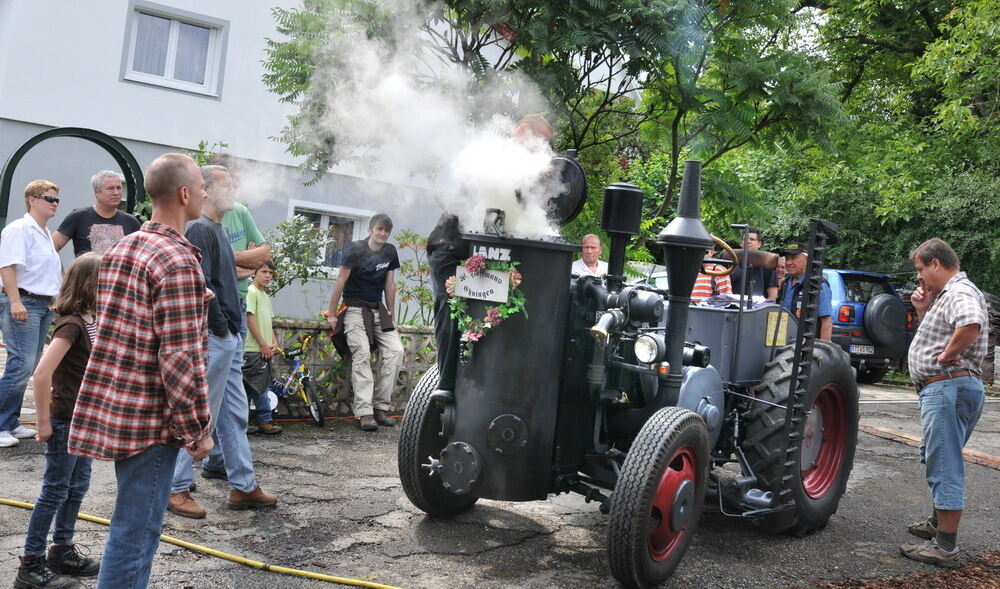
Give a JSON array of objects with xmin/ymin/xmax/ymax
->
[{"xmin": 297, "ymin": 0, "xmax": 563, "ymax": 238}]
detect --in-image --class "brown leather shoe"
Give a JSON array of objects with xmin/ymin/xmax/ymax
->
[
  {"xmin": 257, "ymin": 421, "xmax": 283, "ymax": 435},
  {"xmin": 359, "ymin": 415, "xmax": 378, "ymax": 431},
  {"xmin": 373, "ymin": 409, "xmax": 396, "ymax": 427},
  {"xmin": 228, "ymin": 486, "xmax": 278, "ymax": 510},
  {"xmin": 167, "ymin": 491, "xmax": 206, "ymax": 519}
]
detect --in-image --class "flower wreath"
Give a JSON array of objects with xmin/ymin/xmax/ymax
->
[{"xmin": 446, "ymin": 254, "xmax": 526, "ymax": 363}]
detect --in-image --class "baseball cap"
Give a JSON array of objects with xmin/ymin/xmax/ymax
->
[{"xmin": 781, "ymin": 243, "xmax": 808, "ymax": 257}]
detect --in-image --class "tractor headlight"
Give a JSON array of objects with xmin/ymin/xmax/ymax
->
[{"xmin": 634, "ymin": 333, "xmax": 666, "ymax": 364}]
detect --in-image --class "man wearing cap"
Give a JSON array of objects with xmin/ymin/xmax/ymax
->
[
  {"xmin": 899, "ymin": 238, "xmax": 987, "ymax": 568},
  {"xmin": 778, "ymin": 243, "xmax": 832, "ymax": 341}
]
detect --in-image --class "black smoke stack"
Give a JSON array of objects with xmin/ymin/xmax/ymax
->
[
  {"xmin": 600, "ymin": 183, "xmax": 643, "ymax": 293},
  {"xmin": 655, "ymin": 161, "xmax": 713, "ymax": 399}
]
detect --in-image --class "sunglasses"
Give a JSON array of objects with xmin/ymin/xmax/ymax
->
[{"xmin": 31, "ymin": 195, "xmax": 60, "ymax": 204}]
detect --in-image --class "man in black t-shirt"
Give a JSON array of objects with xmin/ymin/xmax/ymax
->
[
  {"xmin": 327, "ymin": 214, "xmax": 405, "ymax": 431},
  {"xmin": 53, "ymin": 170, "xmax": 141, "ymax": 256},
  {"xmin": 730, "ymin": 226, "xmax": 778, "ymax": 300},
  {"xmin": 168, "ymin": 165, "xmax": 277, "ymax": 519}
]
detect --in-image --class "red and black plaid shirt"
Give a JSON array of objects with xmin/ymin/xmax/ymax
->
[{"xmin": 70, "ymin": 222, "xmax": 212, "ymax": 461}]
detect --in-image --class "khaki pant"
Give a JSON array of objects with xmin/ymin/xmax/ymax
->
[{"xmin": 343, "ymin": 307, "xmax": 404, "ymax": 418}]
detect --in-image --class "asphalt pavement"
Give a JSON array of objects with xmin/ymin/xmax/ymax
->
[{"xmin": 0, "ymin": 382, "xmax": 998, "ymax": 588}]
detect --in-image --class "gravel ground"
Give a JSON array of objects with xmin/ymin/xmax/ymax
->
[{"xmin": 0, "ymin": 381, "xmax": 997, "ymax": 588}]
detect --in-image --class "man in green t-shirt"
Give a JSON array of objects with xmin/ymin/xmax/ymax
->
[
  {"xmin": 244, "ymin": 262, "xmax": 282, "ymax": 434},
  {"xmin": 222, "ymin": 202, "xmax": 271, "ymax": 300}
]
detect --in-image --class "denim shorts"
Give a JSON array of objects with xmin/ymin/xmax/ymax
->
[{"xmin": 918, "ymin": 375, "xmax": 985, "ymax": 510}]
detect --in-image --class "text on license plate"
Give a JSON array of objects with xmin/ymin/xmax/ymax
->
[{"xmin": 850, "ymin": 344, "xmax": 875, "ymax": 355}]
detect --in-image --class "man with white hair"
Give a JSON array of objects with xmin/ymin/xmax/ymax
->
[{"xmin": 53, "ymin": 170, "xmax": 141, "ymax": 256}]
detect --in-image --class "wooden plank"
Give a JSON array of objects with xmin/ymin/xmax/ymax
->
[{"xmin": 859, "ymin": 423, "xmax": 1000, "ymax": 471}]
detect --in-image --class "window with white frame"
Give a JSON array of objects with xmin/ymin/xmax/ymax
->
[
  {"xmin": 122, "ymin": 2, "xmax": 228, "ymax": 96},
  {"xmin": 288, "ymin": 200, "xmax": 373, "ymax": 269}
]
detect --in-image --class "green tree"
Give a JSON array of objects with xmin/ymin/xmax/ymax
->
[
  {"xmin": 695, "ymin": 0, "xmax": 999, "ymax": 290},
  {"xmin": 394, "ymin": 229, "xmax": 434, "ymax": 325},
  {"xmin": 263, "ymin": 0, "xmax": 848, "ymax": 225},
  {"xmin": 265, "ymin": 215, "xmax": 334, "ymax": 294},
  {"xmin": 911, "ymin": 0, "xmax": 1000, "ymax": 133}
]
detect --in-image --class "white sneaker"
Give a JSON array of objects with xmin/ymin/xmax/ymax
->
[
  {"xmin": 0, "ymin": 431, "xmax": 18, "ymax": 448},
  {"xmin": 10, "ymin": 425, "xmax": 36, "ymax": 439}
]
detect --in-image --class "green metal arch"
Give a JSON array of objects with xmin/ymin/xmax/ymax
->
[{"xmin": 0, "ymin": 127, "xmax": 145, "ymax": 227}]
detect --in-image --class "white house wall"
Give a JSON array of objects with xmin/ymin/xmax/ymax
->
[
  {"xmin": 0, "ymin": 0, "xmax": 443, "ymax": 320},
  {"xmin": 0, "ymin": 0, "xmax": 297, "ymax": 166}
]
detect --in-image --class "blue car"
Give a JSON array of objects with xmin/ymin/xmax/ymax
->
[{"xmin": 823, "ymin": 269, "xmax": 912, "ymax": 384}]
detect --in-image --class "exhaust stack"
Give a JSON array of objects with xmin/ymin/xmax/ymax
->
[{"xmin": 655, "ymin": 161, "xmax": 713, "ymax": 400}]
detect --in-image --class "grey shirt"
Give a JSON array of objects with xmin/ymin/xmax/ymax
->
[
  {"xmin": 907, "ymin": 272, "xmax": 989, "ymax": 384},
  {"xmin": 186, "ymin": 216, "xmax": 241, "ymax": 337}
]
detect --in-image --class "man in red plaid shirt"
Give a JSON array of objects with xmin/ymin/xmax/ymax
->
[{"xmin": 69, "ymin": 153, "xmax": 213, "ymax": 589}]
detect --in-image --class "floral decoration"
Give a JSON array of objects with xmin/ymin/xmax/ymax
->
[{"xmin": 447, "ymin": 255, "xmax": 527, "ymax": 363}]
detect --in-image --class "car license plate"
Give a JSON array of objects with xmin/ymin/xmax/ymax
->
[{"xmin": 850, "ymin": 344, "xmax": 875, "ymax": 355}]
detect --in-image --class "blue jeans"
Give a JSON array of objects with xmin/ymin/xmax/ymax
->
[
  {"xmin": 0, "ymin": 293, "xmax": 54, "ymax": 431},
  {"xmin": 172, "ymin": 332, "xmax": 257, "ymax": 493},
  {"xmin": 97, "ymin": 444, "xmax": 178, "ymax": 589},
  {"xmin": 919, "ymin": 375, "xmax": 985, "ymax": 511},
  {"xmin": 23, "ymin": 419, "xmax": 93, "ymax": 556}
]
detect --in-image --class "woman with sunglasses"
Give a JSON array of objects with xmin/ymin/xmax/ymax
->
[{"xmin": 0, "ymin": 180, "xmax": 63, "ymax": 449}]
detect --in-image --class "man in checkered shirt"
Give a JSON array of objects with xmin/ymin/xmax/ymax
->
[
  {"xmin": 69, "ymin": 153, "xmax": 214, "ymax": 588},
  {"xmin": 900, "ymin": 238, "xmax": 987, "ymax": 568}
]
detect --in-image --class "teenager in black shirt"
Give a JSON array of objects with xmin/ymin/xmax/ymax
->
[{"xmin": 326, "ymin": 214, "xmax": 404, "ymax": 431}]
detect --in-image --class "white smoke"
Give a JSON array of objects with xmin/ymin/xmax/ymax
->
[{"xmin": 298, "ymin": 0, "xmax": 561, "ymax": 238}]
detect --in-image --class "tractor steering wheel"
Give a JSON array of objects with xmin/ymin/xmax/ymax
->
[{"xmin": 702, "ymin": 235, "xmax": 737, "ymax": 277}]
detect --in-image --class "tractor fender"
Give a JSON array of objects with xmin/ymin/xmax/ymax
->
[{"xmin": 677, "ymin": 366, "xmax": 724, "ymax": 448}]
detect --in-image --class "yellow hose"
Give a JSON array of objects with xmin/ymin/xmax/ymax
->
[{"xmin": 0, "ymin": 498, "xmax": 401, "ymax": 589}]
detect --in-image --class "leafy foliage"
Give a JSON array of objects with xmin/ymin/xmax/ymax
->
[
  {"xmin": 394, "ymin": 229, "xmax": 434, "ymax": 325},
  {"xmin": 187, "ymin": 140, "xmax": 231, "ymax": 167},
  {"xmin": 262, "ymin": 0, "xmax": 1000, "ymax": 296},
  {"xmin": 263, "ymin": 0, "xmax": 846, "ymax": 224},
  {"xmin": 265, "ymin": 215, "xmax": 334, "ymax": 294}
]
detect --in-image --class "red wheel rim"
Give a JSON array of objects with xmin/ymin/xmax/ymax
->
[
  {"xmin": 648, "ymin": 446, "xmax": 698, "ymax": 561},
  {"xmin": 801, "ymin": 384, "xmax": 847, "ymax": 498}
]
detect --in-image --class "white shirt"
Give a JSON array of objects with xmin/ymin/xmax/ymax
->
[
  {"xmin": 572, "ymin": 258, "xmax": 609, "ymax": 277},
  {"xmin": 0, "ymin": 213, "xmax": 62, "ymax": 296}
]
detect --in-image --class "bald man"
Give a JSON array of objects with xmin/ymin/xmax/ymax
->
[
  {"xmin": 571, "ymin": 234, "xmax": 608, "ymax": 277},
  {"xmin": 69, "ymin": 153, "xmax": 214, "ymax": 588}
]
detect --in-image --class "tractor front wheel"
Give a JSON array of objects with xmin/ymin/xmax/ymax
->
[
  {"xmin": 607, "ymin": 407, "xmax": 710, "ymax": 588},
  {"xmin": 742, "ymin": 340, "xmax": 859, "ymax": 535},
  {"xmin": 397, "ymin": 366, "xmax": 478, "ymax": 517}
]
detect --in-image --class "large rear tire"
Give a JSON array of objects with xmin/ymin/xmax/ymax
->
[
  {"xmin": 742, "ymin": 340, "xmax": 859, "ymax": 535},
  {"xmin": 398, "ymin": 366, "xmax": 478, "ymax": 517},
  {"xmin": 607, "ymin": 407, "xmax": 710, "ymax": 588}
]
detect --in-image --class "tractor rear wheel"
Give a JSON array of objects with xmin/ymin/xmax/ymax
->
[
  {"xmin": 607, "ymin": 407, "xmax": 710, "ymax": 588},
  {"xmin": 742, "ymin": 340, "xmax": 859, "ymax": 535},
  {"xmin": 397, "ymin": 366, "xmax": 478, "ymax": 517}
]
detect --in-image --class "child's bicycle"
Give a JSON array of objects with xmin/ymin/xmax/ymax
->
[{"xmin": 266, "ymin": 330, "xmax": 326, "ymax": 427}]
